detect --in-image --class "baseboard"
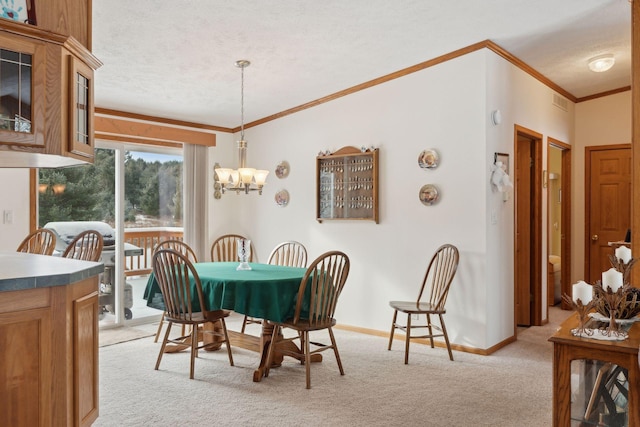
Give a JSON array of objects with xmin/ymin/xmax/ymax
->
[{"xmin": 334, "ymin": 323, "xmax": 517, "ymax": 356}]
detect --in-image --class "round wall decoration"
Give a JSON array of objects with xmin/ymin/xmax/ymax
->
[
  {"xmin": 419, "ymin": 184, "xmax": 440, "ymax": 206},
  {"xmin": 275, "ymin": 161, "xmax": 290, "ymax": 179},
  {"xmin": 418, "ymin": 149, "xmax": 439, "ymax": 169},
  {"xmin": 275, "ymin": 189, "xmax": 290, "ymax": 207}
]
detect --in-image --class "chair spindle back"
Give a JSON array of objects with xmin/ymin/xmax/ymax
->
[
  {"xmin": 16, "ymin": 228, "xmax": 56, "ymax": 256},
  {"xmin": 418, "ymin": 244, "xmax": 459, "ymax": 311},
  {"xmin": 211, "ymin": 234, "xmax": 255, "ymax": 262},
  {"xmin": 293, "ymin": 250, "xmax": 350, "ymax": 326},
  {"xmin": 153, "ymin": 249, "xmax": 207, "ymax": 322},
  {"xmin": 62, "ymin": 230, "xmax": 104, "ymax": 262},
  {"xmin": 155, "ymin": 239, "xmax": 198, "ymax": 263},
  {"xmin": 268, "ymin": 241, "xmax": 307, "ymax": 268}
]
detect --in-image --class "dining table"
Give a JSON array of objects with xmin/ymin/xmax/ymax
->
[{"xmin": 144, "ymin": 261, "xmax": 322, "ymax": 381}]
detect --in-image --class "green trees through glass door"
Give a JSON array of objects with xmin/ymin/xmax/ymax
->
[{"xmin": 39, "ymin": 149, "xmax": 183, "ymax": 228}]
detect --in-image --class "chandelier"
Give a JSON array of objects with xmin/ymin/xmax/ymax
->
[{"xmin": 214, "ymin": 60, "xmax": 269, "ymax": 196}]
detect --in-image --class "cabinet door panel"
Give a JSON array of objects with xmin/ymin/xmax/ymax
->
[
  {"xmin": 0, "ymin": 33, "xmax": 45, "ymax": 147},
  {"xmin": 0, "ymin": 308, "xmax": 52, "ymax": 427},
  {"xmin": 74, "ymin": 291, "xmax": 99, "ymax": 426},
  {"xmin": 67, "ymin": 55, "xmax": 94, "ymax": 158}
]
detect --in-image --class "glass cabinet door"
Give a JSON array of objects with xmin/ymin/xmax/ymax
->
[
  {"xmin": 316, "ymin": 146, "xmax": 379, "ymax": 223},
  {"xmin": 68, "ymin": 55, "xmax": 94, "ymax": 158},
  {"xmin": 571, "ymin": 359, "xmax": 629, "ymax": 426},
  {"xmin": 0, "ymin": 49, "xmax": 31, "ymax": 132},
  {"xmin": 0, "ymin": 33, "xmax": 45, "ymax": 146}
]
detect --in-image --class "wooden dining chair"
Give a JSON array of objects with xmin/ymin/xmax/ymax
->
[
  {"xmin": 62, "ymin": 230, "xmax": 104, "ymax": 262},
  {"xmin": 267, "ymin": 240, "xmax": 307, "ymax": 268},
  {"xmin": 152, "ymin": 239, "xmax": 198, "ymax": 342},
  {"xmin": 240, "ymin": 240, "xmax": 309, "ymax": 333},
  {"xmin": 264, "ymin": 250, "xmax": 350, "ymax": 389},
  {"xmin": 153, "ymin": 249, "xmax": 234, "ymax": 379},
  {"xmin": 210, "ymin": 233, "xmax": 256, "ymax": 262},
  {"xmin": 16, "ymin": 228, "xmax": 56, "ymax": 255},
  {"xmin": 388, "ymin": 243, "xmax": 459, "ymax": 364},
  {"xmin": 156, "ymin": 239, "xmax": 198, "ymax": 263}
]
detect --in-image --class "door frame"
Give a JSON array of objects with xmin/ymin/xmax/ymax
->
[
  {"xmin": 547, "ymin": 138, "xmax": 572, "ymax": 310},
  {"xmin": 514, "ymin": 124, "xmax": 543, "ymax": 326},
  {"xmin": 584, "ymin": 143, "xmax": 632, "ymax": 281}
]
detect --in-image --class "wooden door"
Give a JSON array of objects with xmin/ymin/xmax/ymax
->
[
  {"xmin": 516, "ymin": 137, "xmax": 533, "ymax": 325},
  {"xmin": 586, "ymin": 145, "xmax": 631, "ymax": 284},
  {"xmin": 514, "ymin": 126, "xmax": 543, "ymax": 327},
  {"xmin": 560, "ymin": 144, "xmax": 572, "ymax": 309},
  {"xmin": 547, "ymin": 139, "xmax": 572, "ymax": 310}
]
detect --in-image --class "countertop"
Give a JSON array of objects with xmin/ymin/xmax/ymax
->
[{"xmin": 0, "ymin": 251, "xmax": 104, "ymax": 292}]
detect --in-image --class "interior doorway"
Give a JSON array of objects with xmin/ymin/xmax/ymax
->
[
  {"xmin": 514, "ymin": 125, "xmax": 543, "ymax": 327},
  {"xmin": 547, "ymin": 139, "xmax": 572, "ymax": 310},
  {"xmin": 585, "ymin": 144, "xmax": 631, "ymax": 284}
]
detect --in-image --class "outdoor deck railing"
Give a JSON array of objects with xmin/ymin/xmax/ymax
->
[{"xmin": 124, "ymin": 228, "xmax": 183, "ymax": 276}]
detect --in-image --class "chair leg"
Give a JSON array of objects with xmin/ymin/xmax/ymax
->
[
  {"xmin": 328, "ymin": 327, "xmax": 344, "ymax": 375},
  {"xmin": 220, "ymin": 319, "xmax": 234, "ymax": 366},
  {"xmin": 154, "ymin": 314, "xmax": 188, "ymax": 343},
  {"xmin": 388, "ymin": 310, "xmax": 398, "ymax": 350},
  {"xmin": 190, "ymin": 323, "xmax": 199, "ymax": 379},
  {"xmin": 264, "ymin": 324, "xmax": 280, "ymax": 377},
  {"xmin": 241, "ymin": 315, "xmax": 248, "ymax": 333},
  {"xmin": 426, "ymin": 313, "xmax": 435, "ymax": 348},
  {"xmin": 304, "ymin": 330, "xmax": 311, "ymax": 389},
  {"xmin": 439, "ymin": 314, "xmax": 454, "ymax": 361},
  {"xmin": 298, "ymin": 331, "xmax": 306, "ymax": 365},
  {"xmin": 155, "ymin": 321, "xmax": 172, "ymax": 370},
  {"xmin": 241, "ymin": 316, "xmax": 262, "ymax": 333},
  {"xmin": 404, "ymin": 314, "xmax": 412, "ymax": 365},
  {"xmin": 153, "ymin": 312, "xmax": 165, "ymax": 343}
]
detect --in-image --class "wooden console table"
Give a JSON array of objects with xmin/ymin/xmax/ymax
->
[{"xmin": 549, "ymin": 314, "xmax": 640, "ymax": 426}]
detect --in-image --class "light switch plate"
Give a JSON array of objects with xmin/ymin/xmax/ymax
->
[{"xmin": 3, "ymin": 210, "xmax": 12, "ymax": 224}]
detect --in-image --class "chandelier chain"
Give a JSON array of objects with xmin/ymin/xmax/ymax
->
[{"xmin": 240, "ymin": 63, "xmax": 245, "ymax": 140}]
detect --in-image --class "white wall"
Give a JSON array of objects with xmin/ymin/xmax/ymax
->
[
  {"xmin": 0, "ymin": 48, "xmax": 627, "ymax": 352},
  {"xmin": 485, "ymin": 51, "xmax": 574, "ymax": 337},
  {"xmin": 207, "ymin": 48, "xmax": 575, "ymax": 350},
  {"xmin": 572, "ymin": 92, "xmax": 632, "ymax": 283},
  {"xmin": 0, "ymin": 168, "xmax": 30, "ymax": 250}
]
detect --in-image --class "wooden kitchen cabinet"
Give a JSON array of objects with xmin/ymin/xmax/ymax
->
[
  {"xmin": 0, "ymin": 19, "xmax": 101, "ymax": 168},
  {"xmin": 0, "ymin": 253, "xmax": 102, "ymax": 427}
]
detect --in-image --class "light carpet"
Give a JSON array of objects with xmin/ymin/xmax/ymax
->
[
  {"xmin": 94, "ymin": 309, "xmax": 571, "ymax": 427},
  {"xmin": 99, "ymin": 327, "xmax": 155, "ymax": 347}
]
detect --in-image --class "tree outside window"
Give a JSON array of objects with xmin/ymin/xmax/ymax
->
[{"xmin": 39, "ymin": 148, "xmax": 183, "ymax": 228}]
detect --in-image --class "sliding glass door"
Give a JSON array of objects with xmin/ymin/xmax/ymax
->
[
  {"xmin": 39, "ymin": 143, "xmax": 183, "ymax": 328},
  {"xmin": 121, "ymin": 149, "xmax": 183, "ymax": 326}
]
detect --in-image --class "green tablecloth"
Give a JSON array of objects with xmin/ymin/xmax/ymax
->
[{"xmin": 144, "ymin": 262, "xmax": 308, "ymax": 323}]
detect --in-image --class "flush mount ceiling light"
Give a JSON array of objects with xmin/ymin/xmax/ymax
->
[{"xmin": 588, "ymin": 54, "xmax": 615, "ymax": 73}]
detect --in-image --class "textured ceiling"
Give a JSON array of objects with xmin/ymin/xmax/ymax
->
[{"xmin": 92, "ymin": 0, "xmax": 631, "ymax": 129}]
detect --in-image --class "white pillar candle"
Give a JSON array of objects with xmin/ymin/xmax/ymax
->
[
  {"xmin": 615, "ymin": 245, "xmax": 632, "ymax": 264},
  {"xmin": 572, "ymin": 281, "xmax": 593, "ymax": 304},
  {"xmin": 602, "ymin": 268, "xmax": 623, "ymax": 292}
]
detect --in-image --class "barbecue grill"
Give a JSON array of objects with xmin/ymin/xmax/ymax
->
[{"xmin": 43, "ymin": 221, "xmax": 143, "ymax": 320}]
